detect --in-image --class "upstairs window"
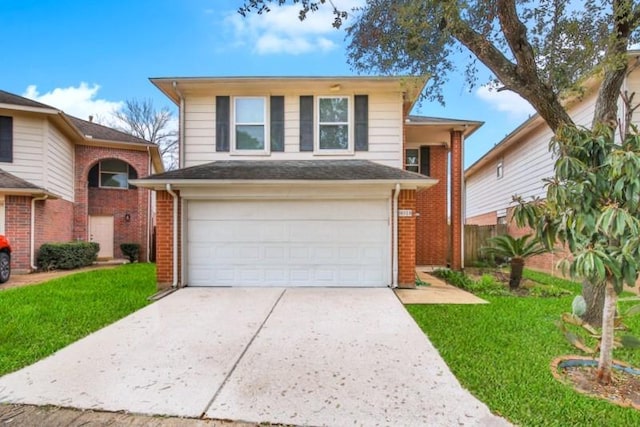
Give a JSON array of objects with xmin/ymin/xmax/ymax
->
[
  {"xmin": 0, "ymin": 116, "xmax": 13, "ymax": 163},
  {"xmin": 318, "ymin": 96, "xmax": 350, "ymax": 151},
  {"xmin": 88, "ymin": 159, "xmax": 137, "ymax": 189},
  {"xmin": 497, "ymin": 157, "xmax": 504, "ymax": 179},
  {"xmin": 234, "ymin": 97, "xmax": 267, "ymax": 152}
]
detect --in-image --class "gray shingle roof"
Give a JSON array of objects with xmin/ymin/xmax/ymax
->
[
  {"xmin": 0, "ymin": 169, "xmax": 44, "ymax": 190},
  {"xmin": 0, "ymin": 89, "xmax": 56, "ymax": 110},
  {"xmin": 67, "ymin": 116, "xmax": 151, "ymax": 145},
  {"xmin": 141, "ymin": 160, "xmax": 432, "ymax": 181}
]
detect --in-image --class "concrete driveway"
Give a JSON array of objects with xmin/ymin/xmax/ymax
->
[{"xmin": 0, "ymin": 288, "xmax": 508, "ymax": 426}]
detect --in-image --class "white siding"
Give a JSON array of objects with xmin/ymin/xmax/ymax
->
[
  {"xmin": 466, "ymin": 92, "xmax": 598, "ymax": 219},
  {"xmin": 45, "ymin": 121, "xmax": 74, "ymax": 201},
  {"xmin": 0, "ymin": 112, "xmax": 46, "ymax": 187},
  {"xmin": 183, "ymin": 92, "xmax": 403, "ymax": 168}
]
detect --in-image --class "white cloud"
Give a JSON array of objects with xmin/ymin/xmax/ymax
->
[
  {"xmin": 22, "ymin": 83, "xmax": 123, "ymax": 121},
  {"xmin": 224, "ymin": 0, "xmax": 364, "ymax": 55},
  {"xmin": 476, "ymin": 84, "xmax": 535, "ymax": 119}
]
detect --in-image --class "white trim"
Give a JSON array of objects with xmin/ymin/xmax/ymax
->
[
  {"xmin": 315, "ymin": 95, "xmax": 354, "ymax": 155},
  {"xmin": 231, "ymin": 96, "xmax": 270, "ymax": 155}
]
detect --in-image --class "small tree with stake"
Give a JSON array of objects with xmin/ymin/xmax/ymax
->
[{"xmin": 513, "ymin": 124, "xmax": 640, "ymax": 384}]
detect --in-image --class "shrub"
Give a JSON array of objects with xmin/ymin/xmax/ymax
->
[
  {"xmin": 120, "ymin": 243, "xmax": 140, "ymax": 263},
  {"xmin": 433, "ymin": 269, "xmax": 510, "ymax": 296},
  {"xmin": 37, "ymin": 242, "xmax": 99, "ymax": 271}
]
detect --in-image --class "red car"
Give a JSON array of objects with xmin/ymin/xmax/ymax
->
[{"xmin": 0, "ymin": 235, "xmax": 11, "ymax": 283}]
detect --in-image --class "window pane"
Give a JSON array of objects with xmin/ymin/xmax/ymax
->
[
  {"xmin": 319, "ymin": 98, "xmax": 348, "ymax": 122},
  {"xmin": 101, "ymin": 159, "xmax": 128, "ymax": 172},
  {"xmin": 101, "ymin": 172, "xmax": 128, "ymax": 188},
  {"xmin": 236, "ymin": 125, "xmax": 265, "ymax": 150},
  {"xmin": 236, "ymin": 98, "xmax": 265, "ymax": 123},
  {"xmin": 319, "ymin": 125, "xmax": 348, "ymax": 150}
]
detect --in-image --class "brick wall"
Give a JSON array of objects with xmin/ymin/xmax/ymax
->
[
  {"xmin": 34, "ymin": 198, "xmax": 74, "ymax": 250},
  {"xmin": 398, "ymin": 189, "xmax": 416, "ymax": 288},
  {"xmin": 416, "ymin": 145, "xmax": 448, "ymax": 266},
  {"xmin": 156, "ymin": 190, "xmax": 181, "ymax": 289},
  {"xmin": 450, "ymin": 130, "xmax": 464, "ymax": 270},
  {"xmin": 5, "ymin": 196, "xmax": 32, "ymax": 272},
  {"xmin": 74, "ymin": 145, "xmax": 151, "ymax": 261},
  {"xmin": 466, "ymin": 211, "xmax": 498, "ymax": 226}
]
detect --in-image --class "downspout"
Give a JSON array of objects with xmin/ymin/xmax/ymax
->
[
  {"xmin": 30, "ymin": 195, "xmax": 49, "ymax": 270},
  {"xmin": 166, "ymin": 183, "xmax": 179, "ymax": 288},
  {"xmin": 146, "ymin": 146, "xmax": 152, "ymax": 262},
  {"xmin": 172, "ymin": 81, "xmax": 185, "ymax": 169},
  {"xmin": 392, "ymin": 183, "xmax": 400, "ymax": 288}
]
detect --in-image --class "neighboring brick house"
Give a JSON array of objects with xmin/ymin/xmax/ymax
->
[
  {"xmin": 0, "ymin": 90, "xmax": 163, "ymax": 273},
  {"xmin": 465, "ymin": 51, "xmax": 640, "ymax": 274},
  {"xmin": 133, "ymin": 76, "xmax": 481, "ymax": 289}
]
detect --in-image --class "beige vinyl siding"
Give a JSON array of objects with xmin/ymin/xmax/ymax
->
[
  {"xmin": 45, "ymin": 121, "xmax": 74, "ymax": 201},
  {"xmin": 183, "ymin": 92, "xmax": 403, "ymax": 168},
  {"xmin": 466, "ymin": 91, "xmax": 597, "ymax": 220},
  {"xmin": 0, "ymin": 112, "xmax": 47, "ymax": 188}
]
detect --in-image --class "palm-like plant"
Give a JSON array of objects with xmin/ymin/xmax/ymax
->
[{"xmin": 482, "ymin": 234, "xmax": 548, "ymax": 289}]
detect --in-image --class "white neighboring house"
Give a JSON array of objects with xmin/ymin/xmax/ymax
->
[{"xmin": 465, "ymin": 52, "xmax": 640, "ymax": 272}]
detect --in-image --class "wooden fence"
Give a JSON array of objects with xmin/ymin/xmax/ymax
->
[{"xmin": 464, "ymin": 224, "xmax": 508, "ymax": 264}]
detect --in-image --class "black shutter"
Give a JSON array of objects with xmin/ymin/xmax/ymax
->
[
  {"xmin": 0, "ymin": 116, "xmax": 13, "ymax": 162},
  {"xmin": 216, "ymin": 96, "xmax": 230, "ymax": 152},
  {"xmin": 420, "ymin": 146, "xmax": 430, "ymax": 176},
  {"xmin": 270, "ymin": 96, "xmax": 285, "ymax": 152},
  {"xmin": 354, "ymin": 95, "xmax": 368, "ymax": 151},
  {"xmin": 299, "ymin": 96, "xmax": 314, "ymax": 152}
]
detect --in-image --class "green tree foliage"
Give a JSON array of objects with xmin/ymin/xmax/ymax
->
[
  {"xmin": 482, "ymin": 234, "xmax": 548, "ymax": 289},
  {"xmin": 513, "ymin": 125, "xmax": 640, "ymax": 383}
]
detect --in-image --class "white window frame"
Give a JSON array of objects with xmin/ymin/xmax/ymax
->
[
  {"xmin": 99, "ymin": 159, "xmax": 130, "ymax": 190},
  {"xmin": 232, "ymin": 96, "xmax": 269, "ymax": 155},
  {"xmin": 315, "ymin": 95, "xmax": 354, "ymax": 154},
  {"xmin": 496, "ymin": 157, "xmax": 504, "ymax": 179}
]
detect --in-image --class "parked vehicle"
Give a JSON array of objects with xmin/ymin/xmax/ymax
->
[{"xmin": 0, "ymin": 235, "xmax": 11, "ymax": 283}]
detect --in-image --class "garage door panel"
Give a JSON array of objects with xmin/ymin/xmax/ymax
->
[{"xmin": 187, "ymin": 199, "xmax": 390, "ymax": 287}]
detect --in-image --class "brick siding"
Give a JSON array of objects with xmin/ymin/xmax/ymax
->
[
  {"xmin": 466, "ymin": 211, "xmax": 498, "ymax": 226},
  {"xmin": 450, "ymin": 130, "xmax": 464, "ymax": 270},
  {"xmin": 416, "ymin": 146, "xmax": 448, "ymax": 266},
  {"xmin": 155, "ymin": 190, "xmax": 181, "ymax": 288},
  {"xmin": 5, "ymin": 196, "xmax": 31, "ymax": 273},
  {"xmin": 398, "ymin": 189, "xmax": 416, "ymax": 288}
]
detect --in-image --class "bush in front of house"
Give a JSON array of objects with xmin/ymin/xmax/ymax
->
[
  {"xmin": 37, "ymin": 242, "xmax": 100, "ymax": 271},
  {"xmin": 120, "ymin": 243, "xmax": 140, "ymax": 263}
]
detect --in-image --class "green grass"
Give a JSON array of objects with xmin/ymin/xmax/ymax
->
[
  {"xmin": 407, "ymin": 269, "xmax": 640, "ymax": 426},
  {"xmin": 0, "ymin": 263, "xmax": 156, "ymax": 376}
]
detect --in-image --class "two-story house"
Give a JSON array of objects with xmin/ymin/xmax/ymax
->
[
  {"xmin": 0, "ymin": 90, "xmax": 163, "ymax": 273},
  {"xmin": 465, "ymin": 51, "xmax": 640, "ymax": 273},
  {"xmin": 134, "ymin": 77, "xmax": 481, "ymax": 289}
]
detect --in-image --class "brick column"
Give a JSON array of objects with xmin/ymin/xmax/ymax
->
[
  {"xmin": 450, "ymin": 130, "xmax": 464, "ymax": 270},
  {"xmin": 5, "ymin": 196, "xmax": 32, "ymax": 273},
  {"xmin": 156, "ymin": 190, "xmax": 181, "ymax": 289},
  {"xmin": 398, "ymin": 189, "xmax": 416, "ymax": 288}
]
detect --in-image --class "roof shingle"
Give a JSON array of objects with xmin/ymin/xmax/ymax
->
[
  {"xmin": 141, "ymin": 159, "xmax": 432, "ymax": 181},
  {"xmin": 0, "ymin": 169, "xmax": 44, "ymax": 190},
  {"xmin": 67, "ymin": 116, "xmax": 151, "ymax": 145},
  {"xmin": 0, "ymin": 89, "xmax": 56, "ymax": 110}
]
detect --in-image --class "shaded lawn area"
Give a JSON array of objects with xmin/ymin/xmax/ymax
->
[
  {"xmin": 0, "ymin": 263, "xmax": 156, "ymax": 376},
  {"xmin": 408, "ymin": 269, "xmax": 640, "ymax": 426}
]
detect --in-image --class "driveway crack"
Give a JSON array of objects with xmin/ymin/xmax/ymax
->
[{"xmin": 200, "ymin": 288, "xmax": 287, "ymax": 418}]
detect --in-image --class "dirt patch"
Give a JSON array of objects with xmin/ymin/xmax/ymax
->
[{"xmin": 552, "ymin": 356, "xmax": 640, "ymax": 410}]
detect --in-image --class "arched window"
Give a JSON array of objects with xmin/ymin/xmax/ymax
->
[{"xmin": 88, "ymin": 159, "xmax": 138, "ymax": 189}]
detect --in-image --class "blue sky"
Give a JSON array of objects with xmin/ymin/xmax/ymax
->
[{"xmin": 0, "ymin": 0, "xmax": 534, "ymax": 167}]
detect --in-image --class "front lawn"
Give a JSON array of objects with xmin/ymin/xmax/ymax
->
[
  {"xmin": 0, "ymin": 263, "xmax": 156, "ymax": 376},
  {"xmin": 408, "ymin": 269, "xmax": 640, "ymax": 426}
]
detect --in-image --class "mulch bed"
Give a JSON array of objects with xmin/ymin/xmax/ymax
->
[{"xmin": 552, "ymin": 356, "xmax": 640, "ymax": 410}]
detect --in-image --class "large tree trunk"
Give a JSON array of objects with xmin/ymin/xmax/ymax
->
[
  {"xmin": 581, "ymin": 280, "xmax": 606, "ymax": 327},
  {"xmin": 597, "ymin": 280, "xmax": 618, "ymax": 385}
]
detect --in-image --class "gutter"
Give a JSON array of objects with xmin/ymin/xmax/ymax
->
[
  {"xmin": 30, "ymin": 195, "xmax": 49, "ymax": 270},
  {"xmin": 172, "ymin": 81, "xmax": 185, "ymax": 169},
  {"xmin": 391, "ymin": 183, "xmax": 400, "ymax": 288},
  {"xmin": 166, "ymin": 184, "xmax": 179, "ymax": 288}
]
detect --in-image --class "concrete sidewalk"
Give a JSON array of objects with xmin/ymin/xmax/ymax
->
[{"xmin": 0, "ymin": 288, "xmax": 509, "ymax": 426}]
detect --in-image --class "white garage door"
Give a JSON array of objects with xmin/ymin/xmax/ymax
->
[{"xmin": 187, "ymin": 199, "xmax": 390, "ymax": 287}]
